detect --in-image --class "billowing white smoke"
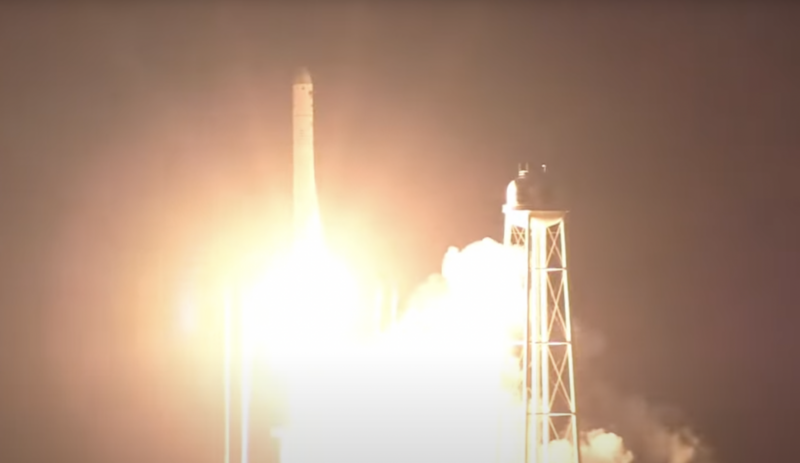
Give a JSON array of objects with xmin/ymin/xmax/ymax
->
[
  {"xmin": 579, "ymin": 388, "xmax": 713, "ymax": 463},
  {"xmin": 273, "ymin": 238, "xmax": 710, "ymax": 463},
  {"xmin": 276, "ymin": 238, "xmax": 523, "ymax": 463},
  {"xmin": 581, "ymin": 430, "xmax": 634, "ymax": 463}
]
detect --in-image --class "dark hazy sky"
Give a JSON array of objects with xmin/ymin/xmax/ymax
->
[{"xmin": 0, "ymin": 4, "xmax": 797, "ymax": 463}]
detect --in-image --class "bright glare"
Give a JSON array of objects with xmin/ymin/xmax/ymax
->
[{"xmin": 240, "ymin": 237, "xmax": 368, "ymax": 368}]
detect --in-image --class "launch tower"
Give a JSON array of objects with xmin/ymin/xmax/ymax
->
[{"xmin": 503, "ymin": 165, "xmax": 581, "ymax": 463}]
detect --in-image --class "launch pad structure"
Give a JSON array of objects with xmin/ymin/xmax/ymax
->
[{"xmin": 503, "ymin": 165, "xmax": 581, "ymax": 463}]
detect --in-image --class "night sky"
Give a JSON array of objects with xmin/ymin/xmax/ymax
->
[{"xmin": 0, "ymin": 4, "xmax": 797, "ymax": 463}]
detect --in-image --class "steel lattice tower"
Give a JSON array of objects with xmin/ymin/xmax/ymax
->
[{"xmin": 503, "ymin": 165, "xmax": 581, "ymax": 463}]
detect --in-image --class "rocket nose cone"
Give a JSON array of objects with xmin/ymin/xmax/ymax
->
[{"xmin": 294, "ymin": 67, "xmax": 312, "ymax": 85}]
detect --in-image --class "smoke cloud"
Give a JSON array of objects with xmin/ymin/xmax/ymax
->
[
  {"xmin": 578, "ymin": 385, "xmax": 715, "ymax": 463},
  {"xmin": 270, "ymin": 237, "xmax": 714, "ymax": 463},
  {"xmin": 399, "ymin": 238, "xmax": 714, "ymax": 463}
]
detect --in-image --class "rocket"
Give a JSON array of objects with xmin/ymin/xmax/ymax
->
[{"xmin": 292, "ymin": 67, "xmax": 321, "ymax": 243}]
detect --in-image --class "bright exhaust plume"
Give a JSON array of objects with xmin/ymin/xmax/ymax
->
[{"xmin": 236, "ymin": 237, "xmax": 649, "ymax": 463}]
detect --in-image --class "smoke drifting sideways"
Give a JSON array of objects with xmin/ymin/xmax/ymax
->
[{"xmin": 264, "ymin": 238, "xmax": 714, "ymax": 463}]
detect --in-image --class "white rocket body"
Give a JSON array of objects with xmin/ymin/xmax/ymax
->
[{"xmin": 292, "ymin": 68, "xmax": 321, "ymax": 243}]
